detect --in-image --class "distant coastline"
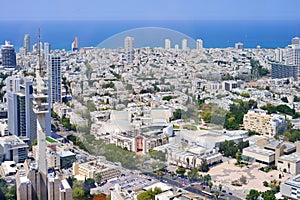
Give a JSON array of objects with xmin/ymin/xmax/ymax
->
[{"xmin": 1, "ymin": 20, "xmax": 300, "ymax": 50}]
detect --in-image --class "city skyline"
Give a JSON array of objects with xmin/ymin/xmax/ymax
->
[{"xmin": 1, "ymin": 0, "xmax": 300, "ymax": 21}]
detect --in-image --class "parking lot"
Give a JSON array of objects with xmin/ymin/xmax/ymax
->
[{"xmin": 93, "ymin": 172, "xmax": 158, "ymax": 195}]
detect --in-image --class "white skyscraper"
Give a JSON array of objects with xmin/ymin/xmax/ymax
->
[
  {"xmin": 182, "ymin": 39, "xmax": 188, "ymax": 51},
  {"xmin": 44, "ymin": 42, "xmax": 51, "ymax": 60},
  {"xmin": 286, "ymin": 45, "xmax": 300, "ymax": 75},
  {"xmin": 6, "ymin": 75, "xmax": 36, "ymax": 144},
  {"xmin": 196, "ymin": 39, "xmax": 203, "ymax": 50},
  {"xmin": 124, "ymin": 36, "xmax": 134, "ymax": 63},
  {"xmin": 23, "ymin": 34, "xmax": 30, "ymax": 54},
  {"xmin": 275, "ymin": 48, "xmax": 283, "ymax": 63},
  {"xmin": 175, "ymin": 44, "xmax": 179, "ymax": 51},
  {"xmin": 48, "ymin": 55, "xmax": 62, "ymax": 107},
  {"xmin": 165, "ymin": 39, "xmax": 171, "ymax": 50}
]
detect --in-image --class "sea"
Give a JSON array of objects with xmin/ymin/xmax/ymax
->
[{"xmin": 1, "ymin": 20, "xmax": 300, "ymax": 51}]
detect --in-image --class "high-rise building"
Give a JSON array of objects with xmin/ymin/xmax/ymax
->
[
  {"xmin": 235, "ymin": 42, "xmax": 244, "ymax": 50},
  {"xmin": 275, "ymin": 48, "xmax": 283, "ymax": 63},
  {"xmin": 124, "ymin": 36, "xmax": 134, "ymax": 63},
  {"xmin": 286, "ymin": 45, "xmax": 300, "ymax": 75},
  {"xmin": 271, "ymin": 63, "xmax": 298, "ymax": 80},
  {"xmin": 175, "ymin": 44, "xmax": 179, "ymax": 51},
  {"xmin": 44, "ymin": 42, "xmax": 51, "ymax": 61},
  {"xmin": 48, "ymin": 55, "xmax": 61, "ymax": 107},
  {"xmin": 1, "ymin": 41, "xmax": 16, "ymax": 68},
  {"xmin": 6, "ymin": 75, "xmax": 36, "ymax": 144},
  {"xmin": 182, "ymin": 39, "xmax": 188, "ymax": 51},
  {"xmin": 24, "ymin": 34, "xmax": 30, "ymax": 54},
  {"xmin": 292, "ymin": 37, "xmax": 300, "ymax": 46},
  {"xmin": 165, "ymin": 39, "xmax": 171, "ymax": 50},
  {"xmin": 71, "ymin": 37, "xmax": 78, "ymax": 51},
  {"xmin": 196, "ymin": 39, "xmax": 203, "ymax": 50}
]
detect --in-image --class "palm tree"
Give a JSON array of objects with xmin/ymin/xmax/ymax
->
[
  {"xmin": 218, "ymin": 184, "xmax": 223, "ymax": 191},
  {"xmin": 208, "ymin": 181, "xmax": 213, "ymax": 192},
  {"xmin": 215, "ymin": 190, "xmax": 220, "ymax": 199}
]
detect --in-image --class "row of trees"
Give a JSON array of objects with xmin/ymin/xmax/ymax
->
[{"xmin": 261, "ymin": 104, "xmax": 300, "ymax": 118}]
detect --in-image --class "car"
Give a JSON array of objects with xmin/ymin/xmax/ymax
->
[
  {"xmin": 229, "ymin": 192, "xmax": 232, "ymax": 195},
  {"xmin": 222, "ymin": 190, "xmax": 226, "ymax": 193}
]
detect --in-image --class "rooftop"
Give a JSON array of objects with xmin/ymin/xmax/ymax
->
[
  {"xmin": 279, "ymin": 152, "xmax": 300, "ymax": 163},
  {"xmin": 243, "ymin": 145, "xmax": 275, "ymax": 156}
]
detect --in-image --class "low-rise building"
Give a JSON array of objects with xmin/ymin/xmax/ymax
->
[
  {"xmin": 0, "ymin": 135, "xmax": 29, "ymax": 163},
  {"xmin": 72, "ymin": 159, "xmax": 121, "ymax": 181},
  {"xmin": 242, "ymin": 145, "xmax": 275, "ymax": 165},
  {"xmin": 277, "ymin": 153, "xmax": 300, "ymax": 175},
  {"xmin": 280, "ymin": 174, "xmax": 300, "ymax": 200}
]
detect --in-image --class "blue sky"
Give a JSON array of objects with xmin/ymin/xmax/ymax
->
[{"xmin": 2, "ymin": 0, "xmax": 300, "ymax": 20}]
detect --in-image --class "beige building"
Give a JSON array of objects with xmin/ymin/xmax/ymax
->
[
  {"xmin": 277, "ymin": 153, "xmax": 300, "ymax": 175},
  {"xmin": 243, "ymin": 109, "xmax": 286, "ymax": 137},
  {"xmin": 73, "ymin": 159, "xmax": 121, "ymax": 181},
  {"xmin": 243, "ymin": 138, "xmax": 300, "ymax": 175},
  {"xmin": 243, "ymin": 145, "xmax": 275, "ymax": 165}
]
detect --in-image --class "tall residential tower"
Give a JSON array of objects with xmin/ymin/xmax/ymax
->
[
  {"xmin": 48, "ymin": 55, "xmax": 61, "ymax": 107},
  {"xmin": 124, "ymin": 36, "xmax": 134, "ymax": 64},
  {"xmin": 24, "ymin": 34, "xmax": 30, "ymax": 54}
]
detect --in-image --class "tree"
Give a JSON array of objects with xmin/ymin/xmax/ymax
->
[
  {"xmin": 218, "ymin": 184, "xmax": 223, "ymax": 191},
  {"xmin": 73, "ymin": 188, "xmax": 85, "ymax": 198},
  {"xmin": 198, "ymin": 159, "xmax": 209, "ymax": 172},
  {"xmin": 246, "ymin": 189, "xmax": 260, "ymax": 200},
  {"xmin": 176, "ymin": 167, "xmax": 186, "ymax": 177},
  {"xmin": 96, "ymin": 174, "xmax": 102, "ymax": 184},
  {"xmin": 215, "ymin": 190, "xmax": 220, "ymax": 199},
  {"xmin": 261, "ymin": 190, "xmax": 276, "ymax": 200},
  {"xmin": 5, "ymin": 185, "xmax": 16, "ymax": 200},
  {"xmin": 172, "ymin": 109, "xmax": 182, "ymax": 120},
  {"xmin": 148, "ymin": 150, "xmax": 166, "ymax": 162},
  {"xmin": 187, "ymin": 168, "xmax": 199, "ymax": 182},
  {"xmin": 208, "ymin": 181, "xmax": 213, "ymax": 191},
  {"xmin": 83, "ymin": 178, "xmax": 96, "ymax": 195},
  {"xmin": 137, "ymin": 187, "xmax": 162, "ymax": 200},
  {"xmin": 236, "ymin": 150, "xmax": 242, "ymax": 165},
  {"xmin": 203, "ymin": 174, "xmax": 212, "ymax": 184}
]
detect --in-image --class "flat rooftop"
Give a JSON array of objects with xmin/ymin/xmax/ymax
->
[
  {"xmin": 279, "ymin": 152, "xmax": 300, "ymax": 163},
  {"xmin": 243, "ymin": 145, "xmax": 275, "ymax": 156}
]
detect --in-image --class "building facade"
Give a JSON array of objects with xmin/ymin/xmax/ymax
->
[
  {"xmin": 124, "ymin": 36, "xmax": 134, "ymax": 63},
  {"xmin": 73, "ymin": 160, "xmax": 121, "ymax": 181},
  {"xmin": 165, "ymin": 39, "xmax": 171, "ymax": 50},
  {"xmin": 243, "ymin": 109, "xmax": 287, "ymax": 137},
  {"xmin": 23, "ymin": 34, "xmax": 30, "ymax": 54},
  {"xmin": 1, "ymin": 41, "xmax": 16, "ymax": 68},
  {"xmin": 271, "ymin": 63, "xmax": 298, "ymax": 80},
  {"xmin": 286, "ymin": 45, "xmax": 300, "ymax": 75},
  {"xmin": 196, "ymin": 39, "xmax": 203, "ymax": 50},
  {"xmin": 48, "ymin": 55, "xmax": 62, "ymax": 107},
  {"xmin": 280, "ymin": 174, "xmax": 300, "ymax": 200},
  {"xmin": 6, "ymin": 76, "xmax": 36, "ymax": 143}
]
